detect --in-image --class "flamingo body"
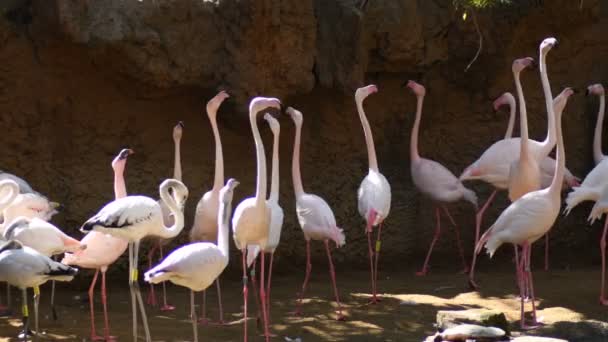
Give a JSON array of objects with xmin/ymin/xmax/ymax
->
[
  {"xmin": 357, "ymin": 169, "xmax": 391, "ymax": 226},
  {"xmin": 4, "ymin": 217, "xmax": 84, "ymax": 257}
]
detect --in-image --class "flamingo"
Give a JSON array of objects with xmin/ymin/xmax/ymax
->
[
  {"xmin": 564, "ymin": 83, "xmax": 608, "ymax": 305},
  {"xmin": 189, "ymin": 90, "xmax": 229, "ymax": 324},
  {"xmin": 0, "ymin": 179, "xmax": 20, "ymax": 314},
  {"xmin": 145, "ymin": 178, "xmax": 239, "ymax": 342},
  {"xmin": 354, "ymin": 84, "xmax": 391, "ymax": 304},
  {"xmin": 286, "ymin": 106, "xmax": 346, "ymax": 321},
  {"xmin": 406, "ymin": 80, "xmax": 477, "ymax": 276},
  {"xmin": 0, "ymin": 172, "xmax": 61, "ymax": 223},
  {"xmin": 62, "ymin": 148, "xmax": 133, "ymax": 341},
  {"xmin": 231, "ymin": 97, "xmax": 281, "ymax": 342},
  {"xmin": 80, "ymin": 178, "xmax": 189, "ymax": 342},
  {"xmin": 475, "ymin": 38, "xmax": 567, "ymax": 329},
  {"xmin": 0, "ymin": 239, "xmax": 78, "ymax": 341},
  {"xmin": 147, "ymin": 121, "xmax": 184, "ymax": 311},
  {"xmin": 246, "ymin": 113, "xmax": 284, "ymax": 324}
]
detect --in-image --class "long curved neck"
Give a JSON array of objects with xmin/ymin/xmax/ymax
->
[
  {"xmin": 269, "ymin": 129, "xmax": 280, "ymax": 202},
  {"xmin": 514, "ymin": 71, "xmax": 530, "ymax": 158},
  {"xmin": 410, "ymin": 94, "xmax": 424, "ymax": 162},
  {"xmin": 549, "ymin": 111, "xmax": 565, "ymax": 195},
  {"xmin": 593, "ymin": 94, "xmax": 606, "ymax": 165},
  {"xmin": 356, "ymin": 99, "xmax": 379, "ymax": 172},
  {"xmin": 539, "ymin": 51, "xmax": 556, "ymax": 157},
  {"xmin": 158, "ymin": 184, "xmax": 184, "ymax": 239},
  {"xmin": 250, "ymin": 111, "xmax": 267, "ymax": 204},
  {"xmin": 217, "ymin": 199, "xmax": 232, "ymax": 257},
  {"xmin": 113, "ymin": 166, "xmax": 127, "ymax": 199},
  {"xmin": 173, "ymin": 138, "xmax": 182, "ymax": 181},
  {"xmin": 0, "ymin": 182, "xmax": 19, "ymax": 213},
  {"xmin": 291, "ymin": 121, "xmax": 305, "ymax": 197},
  {"xmin": 210, "ymin": 115, "xmax": 224, "ymax": 191},
  {"xmin": 504, "ymin": 96, "xmax": 516, "ymax": 139}
]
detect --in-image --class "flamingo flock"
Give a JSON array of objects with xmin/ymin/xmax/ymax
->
[{"xmin": 0, "ymin": 36, "xmax": 606, "ymax": 341}]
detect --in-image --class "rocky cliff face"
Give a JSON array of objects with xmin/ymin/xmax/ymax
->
[{"xmin": 1, "ymin": 0, "xmax": 607, "ymax": 273}]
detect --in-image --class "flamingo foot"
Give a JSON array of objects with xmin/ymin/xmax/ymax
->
[
  {"xmin": 521, "ymin": 321, "xmax": 544, "ymax": 330},
  {"xmin": 415, "ymin": 269, "xmax": 428, "ymax": 276},
  {"xmin": 366, "ymin": 296, "xmax": 382, "ymax": 305},
  {"xmin": 599, "ymin": 297, "xmax": 608, "ymax": 306},
  {"xmin": 460, "ymin": 266, "xmax": 470, "ymax": 274},
  {"xmin": 92, "ymin": 335, "xmax": 117, "ymax": 341},
  {"xmin": 336, "ymin": 312, "xmax": 346, "ymax": 321},
  {"xmin": 288, "ymin": 309, "xmax": 303, "ymax": 317},
  {"xmin": 146, "ymin": 290, "xmax": 157, "ymax": 307},
  {"xmin": 18, "ymin": 328, "xmax": 34, "ymax": 339},
  {"xmin": 197, "ymin": 317, "xmax": 210, "ymax": 326},
  {"xmin": 259, "ymin": 332, "xmax": 278, "ymax": 338},
  {"xmin": 159, "ymin": 304, "xmax": 175, "ymax": 312},
  {"xmin": 468, "ymin": 278, "xmax": 480, "ymax": 291}
]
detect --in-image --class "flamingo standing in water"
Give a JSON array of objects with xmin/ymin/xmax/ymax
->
[
  {"xmin": 565, "ymin": 83, "xmax": 608, "ymax": 305},
  {"xmin": 190, "ymin": 91, "xmax": 229, "ymax": 324},
  {"xmin": 145, "ymin": 179, "xmax": 239, "ymax": 342},
  {"xmin": 354, "ymin": 84, "xmax": 390, "ymax": 304},
  {"xmin": 80, "ymin": 178, "xmax": 189, "ymax": 342},
  {"xmin": 232, "ymin": 97, "xmax": 281, "ymax": 342},
  {"xmin": 286, "ymin": 106, "xmax": 346, "ymax": 320},
  {"xmin": 147, "ymin": 121, "xmax": 184, "ymax": 311},
  {"xmin": 475, "ymin": 38, "xmax": 568, "ymax": 329},
  {"xmin": 62, "ymin": 148, "xmax": 133, "ymax": 341},
  {"xmin": 406, "ymin": 80, "xmax": 477, "ymax": 276}
]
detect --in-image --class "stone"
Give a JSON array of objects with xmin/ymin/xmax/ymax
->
[
  {"xmin": 439, "ymin": 324, "xmax": 506, "ymax": 341},
  {"xmin": 436, "ymin": 309, "xmax": 509, "ymax": 333}
]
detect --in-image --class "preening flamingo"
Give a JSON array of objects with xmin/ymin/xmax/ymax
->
[
  {"xmin": 564, "ymin": 83, "xmax": 608, "ymax": 305},
  {"xmin": 0, "ymin": 180, "xmax": 20, "ymax": 314},
  {"xmin": 286, "ymin": 106, "xmax": 346, "ymax": 321},
  {"xmin": 406, "ymin": 80, "xmax": 477, "ymax": 276},
  {"xmin": 0, "ymin": 239, "xmax": 78, "ymax": 341},
  {"xmin": 190, "ymin": 90, "xmax": 229, "ymax": 324},
  {"xmin": 354, "ymin": 84, "xmax": 391, "ymax": 304},
  {"xmin": 80, "ymin": 178, "xmax": 189, "ymax": 342},
  {"xmin": 62, "ymin": 148, "xmax": 133, "ymax": 341},
  {"xmin": 145, "ymin": 178, "xmax": 239, "ymax": 342},
  {"xmin": 247, "ymin": 113, "xmax": 284, "ymax": 325},
  {"xmin": 231, "ymin": 97, "xmax": 281, "ymax": 342},
  {"xmin": 0, "ymin": 172, "xmax": 61, "ymax": 223},
  {"xmin": 147, "ymin": 121, "xmax": 184, "ymax": 311},
  {"xmin": 475, "ymin": 38, "xmax": 568, "ymax": 329}
]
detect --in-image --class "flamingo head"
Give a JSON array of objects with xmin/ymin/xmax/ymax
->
[
  {"xmin": 586, "ymin": 83, "xmax": 605, "ymax": 96},
  {"xmin": 285, "ymin": 106, "xmax": 303, "ymax": 126},
  {"xmin": 493, "ymin": 92, "xmax": 515, "ymax": 111},
  {"xmin": 111, "ymin": 148, "xmax": 134, "ymax": 171},
  {"xmin": 540, "ymin": 37, "xmax": 558, "ymax": 56},
  {"xmin": 249, "ymin": 97, "xmax": 282, "ymax": 117},
  {"xmin": 4, "ymin": 194, "xmax": 53, "ymax": 220},
  {"xmin": 355, "ymin": 84, "xmax": 378, "ymax": 103},
  {"xmin": 206, "ymin": 90, "xmax": 229, "ymax": 119},
  {"xmin": 173, "ymin": 121, "xmax": 184, "ymax": 141},
  {"xmin": 263, "ymin": 113, "xmax": 280, "ymax": 136},
  {"xmin": 512, "ymin": 57, "xmax": 535, "ymax": 73},
  {"xmin": 220, "ymin": 178, "xmax": 239, "ymax": 205},
  {"xmin": 405, "ymin": 80, "xmax": 425, "ymax": 96}
]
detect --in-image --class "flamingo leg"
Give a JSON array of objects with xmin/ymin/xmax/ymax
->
[
  {"xmin": 128, "ymin": 243, "xmax": 138, "ymax": 341},
  {"xmin": 514, "ymin": 245, "xmax": 523, "ymax": 294},
  {"xmin": 20, "ymin": 289, "xmax": 29, "ymax": 342},
  {"xmin": 365, "ymin": 209, "xmax": 378, "ymax": 303},
  {"xmin": 33, "ymin": 286, "xmax": 40, "ymax": 338},
  {"xmin": 190, "ymin": 290, "xmax": 198, "ymax": 342},
  {"xmin": 417, "ymin": 207, "xmax": 441, "ymax": 276},
  {"xmin": 517, "ymin": 244, "xmax": 527, "ymax": 330},
  {"xmin": 469, "ymin": 190, "xmax": 497, "ymax": 289},
  {"xmin": 600, "ymin": 218, "xmax": 608, "ymax": 305},
  {"xmin": 442, "ymin": 206, "xmax": 469, "ymax": 273},
  {"xmin": 133, "ymin": 241, "xmax": 151, "ymax": 342},
  {"xmin": 250, "ymin": 258, "xmax": 262, "ymax": 329},
  {"xmin": 241, "ymin": 250, "xmax": 249, "ymax": 342},
  {"xmin": 146, "ymin": 243, "xmax": 158, "ymax": 307},
  {"xmin": 266, "ymin": 253, "xmax": 274, "ymax": 319},
  {"xmin": 216, "ymin": 278, "xmax": 225, "ymax": 324},
  {"xmin": 544, "ymin": 233, "xmax": 550, "ymax": 272},
  {"xmin": 159, "ymin": 245, "xmax": 175, "ymax": 311},
  {"xmin": 0, "ymin": 284, "xmax": 7, "ymax": 316},
  {"xmin": 525, "ymin": 244, "xmax": 538, "ymax": 325},
  {"xmin": 88, "ymin": 269, "xmax": 101, "ymax": 341},
  {"xmin": 373, "ymin": 221, "xmax": 383, "ymax": 302},
  {"xmin": 294, "ymin": 240, "xmax": 312, "ymax": 316},
  {"xmin": 325, "ymin": 240, "xmax": 345, "ymax": 321},
  {"xmin": 50, "ymin": 279, "xmax": 58, "ymax": 321},
  {"xmin": 198, "ymin": 290, "xmax": 208, "ymax": 325},
  {"xmin": 260, "ymin": 252, "xmax": 271, "ymax": 341},
  {"xmin": 101, "ymin": 270, "xmax": 116, "ymax": 341}
]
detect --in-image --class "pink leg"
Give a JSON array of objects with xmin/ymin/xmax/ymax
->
[
  {"xmin": 366, "ymin": 210, "xmax": 378, "ymax": 303},
  {"xmin": 216, "ymin": 278, "xmax": 225, "ymax": 323},
  {"xmin": 159, "ymin": 245, "xmax": 175, "ymax": 311},
  {"xmin": 241, "ymin": 250, "xmax": 249, "ymax": 342},
  {"xmin": 259, "ymin": 252, "xmax": 270, "ymax": 341},
  {"xmin": 325, "ymin": 240, "xmax": 345, "ymax": 321},
  {"xmin": 293, "ymin": 240, "xmax": 312, "ymax": 316},
  {"xmin": 514, "ymin": 245, "xmax": 523, "ymax": 293},
  {"xmin": 469, "ymin": 190, "xmax": 497, "ymax": 289},
  {"xmin": 373, "ymin": 221, "xmax": 383, "ymax": 302},
  {"xmin": 266, "ymin": 253, "xmax": 274, "ymax": 318},
  {"xmin": 101, "ymin": 271, "xmax": 117, "ymax": 341},
  {"xmin": 600, "ymin": 219, "xmax": 608, "ymax": 305},
  {"xmin": 146, "ymin": 244, "xmax": 158, "ymax": 307},
  {"xmin": 198, "ymin": 290, "xmax": 208, "ymax": 325},
  {"xmin": 442, "ymin": 206, "xmax": 469, "ymax": 273},
  {"xmin": 250, "ymin": 258, "xmax": 262, "ymax": 327},
  {"xmin": 544, "ymin": 233, "xmax": 550, "ymax": 272},
  {"xmin": 416, "ymin": 208, "xmax": 441, "ymax": 276},
  {"xmin": 88, "ymin": 270, "xmax": 102, "ymax": 341},
  {"xmin": 517, "ymin": 245, "xmax": 527, "ymax": 330}
]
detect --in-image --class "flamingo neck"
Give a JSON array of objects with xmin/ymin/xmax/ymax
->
[
  {"xmin": 210, "ymin": 115, "xmax": 224, "ymax": 191},
  {"xmin": 113, "ymin": 165, "xmax": 127, "ymax": 199},
  {"xmin": 549, "ymin": 110, "xmax": 565, "ymax": 195},
  {"xmin": 356, "ymin": 99, "xmax": 379, "ymax": 172},
  {"xmin": 514, "ymin": 71, "xmax": 530, "ymax": 158},
  {"xmin": 410, "ymin": 94, "xmax": 424, "ymax": 162},
  {"xmin": 217, "ymin": 198, "xmax": 232, "ymax": 258},
  {"xmin": 594, "ymin": 94, "xmax": 606, "ymax": 165},
  {"xmin": 0, "ymin": 181, "xmax": 19, "ymax": 213},
  {"xmin": 291, "ymin": 121, "xmax": 305, "ymax": 197},
  {"xmin": 250, "ymin": 110, "xmax": 268, "ymax": 204},
  {"xmin": 173, "ymin": 138, "xmax": 182, "ymax": 181},
  {"xmin": 504, "ymin": 94, "xmax": 516, "ymax": 139},
  {"xmin": 158, "ymin": 183, "xmax": 184, "ymax": 239},
  {"xmin": 269, "ymin": 127, "xmax": 280, "ymax": 202},
  {"xmin": 539, "ymin": 51, "xmax": 556, "ymax": 157}
]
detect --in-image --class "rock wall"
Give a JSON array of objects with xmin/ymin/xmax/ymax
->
[{"xmin": 1, "ymin": 0, "xmax": 607, "ymax": 274}]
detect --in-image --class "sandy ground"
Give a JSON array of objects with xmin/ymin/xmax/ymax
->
[{"xmin": 0, "ymin": 265, "xmax": 607, "ymax": 341}]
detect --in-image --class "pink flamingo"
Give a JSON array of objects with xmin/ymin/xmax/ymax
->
[
  {"xmin": 406, "ymin": 80, "xmax": 477, "ymax": 276},
  {"xmin": 286, "ymin": 107, "xmax": 346, "ymax": 320},
  {"xmin": 62, "ymin": 148, "xmax": 132, "ymax": 341},
  {"xmin": 354, "ymin": 85, "xmax": 391, "ymax": 304}
]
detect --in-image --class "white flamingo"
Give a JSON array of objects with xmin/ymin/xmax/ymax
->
[
  {"xmin": 145, "ymin": 178, "xmax": 239, "ymax": 342},
  {"xmin": 0, "ymin": 179, "xmax": 20, "ymax": 313},
  {"xmin": 475, "ymin": 38, "xmax": 567, "ymax": 330},
  {"xmin": 190, "ymin": 90, "xmax": 229, "ymax": 324},
  {"xmin": 80, "ymin": 178, "xmax": 189, "ymax": 342},
  {"xmin": 286, "ymin": 106, "xmax": 346, "ymax": 321},
  {"xmin": 231, "ymin": 97, "xmax": 281, "ymax": 342},
  {"xmin": 62, "ymin": 148, "xmax": 132, "ymax": 341},
  {"xmin": 354, "ymin": 84, "xmax": 391, "ymax": 304}
]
